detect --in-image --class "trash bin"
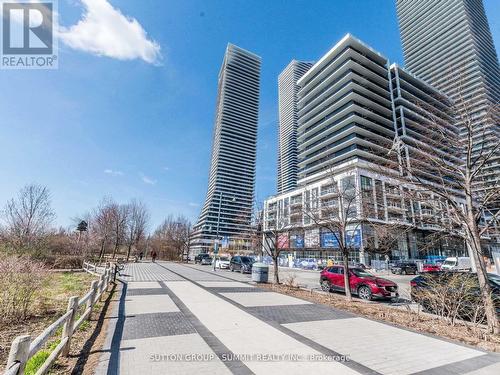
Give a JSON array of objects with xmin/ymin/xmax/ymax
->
[{"xmin": 252, "ymin": 263, "xmax": 269, "ymax": 283}]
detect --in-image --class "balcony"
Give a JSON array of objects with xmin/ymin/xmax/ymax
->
[
  {"xmin": 385, "ymin": 188, "xmax": 400, "ymax": 197},
  {"xmin": 388, "ymin": 216, "xmax": 411, "ymax": 224},
  {"xmin": 421, "ymin": 223, "xmax": 441, "ymax": 230},
  {"xmin": 321, "ymin": 188, "xmax": 338, "ymax": 197},
  {"xmin": 387, "ymin": 202, "xmax": 403, "ymax": 211}
]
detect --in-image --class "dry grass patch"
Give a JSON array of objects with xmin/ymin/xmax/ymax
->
[{"xmin": 0, "ymin": 271, "xmax": 97, "ymax": 371}]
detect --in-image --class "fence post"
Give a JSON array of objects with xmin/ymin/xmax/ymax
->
[
  {"xmin": 104, "ymin": 269, "xmax": 109, "ymax": 291},
  {"xmin": 112, "ymin": 264, "xmax": 117, "ymax": 282},
  {"xmin": 86, "ymin": 280, "xmax": 98, "ymax": 320},
  {"xmin": 99, "ymin": 274, "xmax": 105, "ymax": 301},
  {"xmin": 61, "ymin": 296, "xmax": 78, "ymax": 357},
  {"xmin": 6, "ymin": 335, "xmax": 30, "ymax": 375},
  {"xmin": 104, "ymin": 267, "xmax": 109, "ymax": 292}
]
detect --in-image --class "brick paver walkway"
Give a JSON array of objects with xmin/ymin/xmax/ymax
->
[{"xmin": 95, "ymin": 262, "xmax": 500, "ymax": 375}]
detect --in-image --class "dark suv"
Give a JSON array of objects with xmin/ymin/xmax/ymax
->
[
  {"xmin": 410, "ymin": 272, "xmax": 500, "ymax": 320},
  {"xmin": 230, "ymin": 256, "xmax": 254, "ymax": 273},
  {"xmin": 391, "ymin": 261, "xmax": 418, "ymax": 275},
  {"xmin": 194, "ymin": 253, "xmax": 211, "ymax": 265}
]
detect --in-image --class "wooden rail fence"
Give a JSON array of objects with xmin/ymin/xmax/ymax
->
[{"xmin": 3, "ymin": 262, "xmax": 116, "ymax": 375}]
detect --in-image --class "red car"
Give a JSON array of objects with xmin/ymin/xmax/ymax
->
[
  {"xmin": 421, "ymin": 264, "xmax": 441, "ymax": 272},
  {"xmin": 320, "ymin": 265, "xmax": 398, "ymax": 300}
]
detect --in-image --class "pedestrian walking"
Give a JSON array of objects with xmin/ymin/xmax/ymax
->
[
  {"xmin": 151, "ymin": 250, "xmax": 158, "ymax": 263},
  {"xmin": 139, "ymin": 251, "xmax": 144, "ymax": 261}
]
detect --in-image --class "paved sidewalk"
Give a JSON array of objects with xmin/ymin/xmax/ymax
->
[{"xmin": 94, "ymin": 262, "xmax": 500, "ymax": 375}]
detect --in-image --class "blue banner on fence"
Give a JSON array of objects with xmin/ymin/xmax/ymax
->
[
  {"xmin": 346, "ymin": 229, "xmax": 361, "ymax": 249},
  {"xmin": 291, "ymin": 234, "xmax": 304, "ymax": 248},
  {"xmin": 321, "ymin": 231, "xmax": 339, "ymax": 248}
]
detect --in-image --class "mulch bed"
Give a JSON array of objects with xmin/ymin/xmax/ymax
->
[{"xmin": 259, "ymin": 283, "xmax": 500, "ymax": 352}]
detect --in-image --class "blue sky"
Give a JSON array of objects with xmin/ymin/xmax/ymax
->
[{"xmin": 0, "ymin": 0, "xmax": 499, "ymax": 230}]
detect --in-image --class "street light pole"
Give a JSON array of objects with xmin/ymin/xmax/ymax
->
[
  {"xmin": 212, "ymin": 192, "xmax": 236, "ymax": 271},
  {"xmin": 214, "ymin": 192, "xmax": 223, "ymax": 272}
]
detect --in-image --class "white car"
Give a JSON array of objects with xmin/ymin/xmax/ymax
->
[
  {"xmin": 215, "ymin": 256, "xmax": 230, "ymax": 269},
  {"xmin": 440, "ymin": 257, "xmax": 472, "ymax": 271}
]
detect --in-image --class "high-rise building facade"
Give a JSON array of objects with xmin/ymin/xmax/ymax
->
[
  {"xmin": 264, "ymin": 34, "xmax": 465, "ymax": 263},
  {"xmin": 277, "ymin": 60, "xmax": 313, "ymax": 194},
  {"xmin": 296, "ymin": 35, "xmax": 395, "ymax": 184},
  {"xmin": 190, "ymin": 44, "xmax": 261, "ymax": 254},
  {"xmin": 396, "ymin": 0, "xmax": 500, "ymax": 222}
]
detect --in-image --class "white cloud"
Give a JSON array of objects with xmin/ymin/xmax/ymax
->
[
  {"xmin": 188, "ymin": 202, "xmax": 199, "ymax": 207},
  {"xmin": 141, "ymin": 174, "xmax": 156, "ymax": 185},
  {"xmin": 104, "ymin": 169, "xmax": 123, "ymax": 176},
  {"xmin": 163, "ymin": 166, "xmax": 170, "ymax": 171},
  {"xmin": 59, "ymin": 0, "xmax": 161, "ymax": 64}
]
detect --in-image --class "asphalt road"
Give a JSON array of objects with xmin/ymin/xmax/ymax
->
[
  {"xmin": 269, "ymin": 266, "xmax": 415, "ymax": 300},
  {"xmin": 191, "ymin": 262, "xmax": 415, "ymax": 301}
]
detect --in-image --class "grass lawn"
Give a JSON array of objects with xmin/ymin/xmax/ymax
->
[{"xmin": 0, "ymin": 271, "xmax": 98, "ymax": 371}]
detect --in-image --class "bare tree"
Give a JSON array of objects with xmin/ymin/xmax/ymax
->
[
  {"xmin": 91, "ymin": 198, "xmax": 115, "ymax": 261},
  {"xmin": 363, "ymin": 221, "xmax": 413, "ymax": 259},
  {"xmin": 151, "ymin": 215, "xmax": 191, "ymax": 260},
  {"xmin": 124, "ymin": 199, "xmax": 149, "ymax": 260},
  {"xmin": 261, "ymin": 216, "xmax": 289, "ymax": 284},
  {"xmin": 1, "ymin": 184, "xmax": 55, "ymax": 251},
  {"xmin": 72, "ymin": 212, "xmax": 94, "ymax": 257},
  {"xmin": 255, "ymin": 198, "xmax": 292, "ymax": 284},
  {"xmin": 384, "ymin": 91, "xmax": 500, "ymax": 333},
  {"xmin": 303, "ymin": 172, "xmax": 361, "ymax": 301},
  {"xmin": 110, "ymin": 203, "xmax": 129, "ymax": 259}
]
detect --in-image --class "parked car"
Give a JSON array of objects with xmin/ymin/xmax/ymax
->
[
  {"xmin": 421, "ymin": 264, "xmax": 441, "ymax": 272},
  {"xmin": 440, "ymin": 257, "xmax": 472, "ymax": 272},
  {"xmin": 390, "ymin": 261, "xmax": 418, "ymax": 275},
  {"xmin": 195, "ymin": 253, "xmax": 211, "ymax": 264},
  {"xmin": 299, "ymin": 258, "xmax": 318, "ymax": 270},
  {"xmin": 201, "ymin": 256, "xmax": 213, "ymax": 265},
  {"xmin": 261, "ymin": 256, "xmax": 273, "ymax": 265},
  {"xmin": 357, "ymin": 263, "xmax": 368, "ymax": 270},
  {"xmin": 424, "ymin": 256, "xmax": 446, "ymax": 266},
  {"xmin": 230, "ymin": 256, "xmax": 255, "ymax": 273},
  {"xmin": 320, "ymin": 265, "xmax": 398, "ymax": 300},
  {"xmin": 410, "ymin": 272, "xmax": 500, "ymax": 319},
  {"xmin": 215, "ymin": 256, "xmax": 230, "ymax": 269}
]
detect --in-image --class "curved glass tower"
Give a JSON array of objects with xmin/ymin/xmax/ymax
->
[
  {"xmin": 190, "ymin": 44, "xmax": 261, "ymax": 254},
  {"xmin": 277, "ymin": 60, "xmax": 314, "ymax": 194},
  {"xmin": 396, "ymin": 0, "xmax": 500, "ymax": 231}
]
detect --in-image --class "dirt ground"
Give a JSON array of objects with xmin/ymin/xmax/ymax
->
[
  {"xmin": 53, "ymin": 283, "xmax": 119, "ymax": 375},
  {"xmin": 260, "ymin": 283, "xmax": 500, "ymax": 352},
  {"xmin": 0, "ymin": 272, "xmax": 117, "ymax": 374}
]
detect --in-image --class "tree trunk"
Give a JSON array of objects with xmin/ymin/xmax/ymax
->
[
  {"xmin": 98, "ymin": 240, "xmax": 106, "ymax": 262},
  {"xmin": 465, "ymin": 186, "xmax": 499, "ymax": 334},
  {"xmin": 112, "ymin": 241, "xmax": 119, "ymax": 259},
  {"xmin": 343, "ymin": 252, "xmax": 352, "ymax": 301},
  {"xmin": 273, "ymin": 256, "xmax": 280, "ymax": 284},
  {"xmin": 469, "ymin": 226, "xmax": 499, "ymax": 334},
  {"xmin": 126, "ymin": 244, "xmax": 132, "ymax": 261}
]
